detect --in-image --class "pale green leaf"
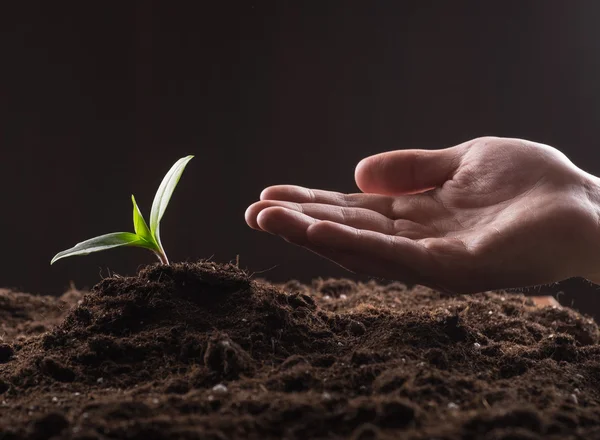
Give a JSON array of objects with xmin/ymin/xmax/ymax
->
[
  {"xmin": 131, "ymin": 195, "xmax": 154, "ymax": 243},
  {"xmin": 51, "ymin": 232, "xmax": 152, "ymax": 265},
  {"xmin": 149, "ymin": 155, "xmax": 193, "ymax": 247}
]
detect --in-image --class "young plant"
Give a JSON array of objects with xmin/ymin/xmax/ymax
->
[{"xmin": 51, "ymin": 155, "xmax": 194, "ymax": 266}]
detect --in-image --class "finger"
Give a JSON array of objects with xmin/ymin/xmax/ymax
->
[
  {"xmin": 306, "ymin": 221, "xmax": 437, "ymax": 281},
  {"xmin": 355, "ymin": 141, "xmax": 468, "ymax": 195},
  {"xmin": 259, "ymin": 185, "xmax": 441, "ymax": 221},
  {"xmin": 247, "ymin": 200, "xmax": 434, "ymax": 238},
  {"xmin": 253, "ymin": 208, "xmax": 429, "ymax": 285},
  {"xmin": 255, "ymin": 206, "xmax": 315, "ymax": 246},
  {"xmin": 248, "ymin": 199, "xmax": 393, "ymax": 233},
  {"xmin": 260, "ymin": 185, "xmax": 397, "ymax": 217},
  {"xmin": 251, "ymin": 208, "xmax": 418, "ymax": 284},
  {"xmin": 247, "ymin": 200, "xmax": 309, "ymax": 230}
]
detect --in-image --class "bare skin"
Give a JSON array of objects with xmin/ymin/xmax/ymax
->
[{"xmin": 245, "ymin": 137, "xmax": 600, "ymax": 294}]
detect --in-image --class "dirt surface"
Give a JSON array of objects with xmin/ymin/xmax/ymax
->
[
  {"xmin": 0, "ymin": 287, "xmax": 83, "ymax": 343},
  {"xmin": 1, "ymin": 261, "xmax": 600, "ymax": 439}
]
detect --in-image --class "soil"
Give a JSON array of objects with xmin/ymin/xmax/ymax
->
[{"xmin": 1, "ymin": 261, "xmax": 600, "ymax": 440}]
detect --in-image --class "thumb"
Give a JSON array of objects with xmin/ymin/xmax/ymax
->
[{"xmin": 354, "ymin": 142, "xmax": 467, "ymax": 195}]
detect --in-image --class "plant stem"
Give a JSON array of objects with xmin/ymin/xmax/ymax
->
[{"xmin": 154, "ymin": 250, "xmax": 170, "ymax": 265}]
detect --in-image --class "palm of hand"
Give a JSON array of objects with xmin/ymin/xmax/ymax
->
[{"xmin": 246, "ymin": 138, "xmax": 597, "ymax": 293}]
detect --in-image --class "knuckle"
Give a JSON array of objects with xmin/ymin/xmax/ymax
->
[{"xmin": 338, "ymin": 207, "xmax": 349, "ymax": 224}]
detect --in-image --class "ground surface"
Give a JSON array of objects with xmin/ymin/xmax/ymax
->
[{"xmin": 1, "ymin": 261, "xmax": 600, "ymax": 440}]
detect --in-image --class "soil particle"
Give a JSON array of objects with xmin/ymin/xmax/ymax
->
[{"xmin": 1, "ymin": 261, "xmax": 600, "ymax": 439}]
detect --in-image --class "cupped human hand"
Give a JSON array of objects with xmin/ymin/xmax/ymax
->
[{"xmin": 245, "ymin": 137, "xmax": 600, "ymax": 293}]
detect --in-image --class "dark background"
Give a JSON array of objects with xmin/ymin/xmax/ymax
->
[{"xmin": 2, "ymin": 1, "xmax": 600, "ymax": 315}]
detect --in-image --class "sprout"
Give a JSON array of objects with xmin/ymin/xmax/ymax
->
[{"xmin": 51, "ymin": 155, "xmax": 193, "ymax": 265}]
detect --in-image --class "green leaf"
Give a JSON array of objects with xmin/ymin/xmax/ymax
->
[
  {"xmin": 131, "ymin": 195, "xmax": 154, "ymax": 243},
  {"xmin": 51, "ymin": 232, "xmax": 152, "ymax": 265},
  {"xmin": 149, "ymin": 155, "xmax": 193, "ymax": 248}
]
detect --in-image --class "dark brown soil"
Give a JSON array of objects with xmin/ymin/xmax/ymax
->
[{"xmin": 2, "ymin": 261, "xmax": 600, "ymax": 439}]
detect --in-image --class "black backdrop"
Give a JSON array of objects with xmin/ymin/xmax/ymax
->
[{"xmin": 2, "ymin": 1, "xmax": 600, "ymax": 315}]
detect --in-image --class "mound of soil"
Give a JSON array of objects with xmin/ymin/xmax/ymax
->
[{"xmin": 1, "ymin": 261, "xmax": 600, "ymax": 439}]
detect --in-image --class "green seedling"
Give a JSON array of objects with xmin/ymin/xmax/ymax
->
[{"xmin": 51, "ymin": 155, "xmax": 194, "ymax": 266}]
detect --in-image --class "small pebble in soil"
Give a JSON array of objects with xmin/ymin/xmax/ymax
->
[
  {"xmin": 473, "ymin": 342, "xmax": 482, "ymax": 349},
  {"xmin": 51, "ymin": 396, "xmax": 58, "ymax": 402},
  {"xmin": 96, "ymin": 377, "xmax": 104, "ymax": 384},
  {"xmin": 323, "ymin": 295, "xmax": 331, "ymax": 300},
  {"xmin": 570, "ymin": 394, "xmax": 579, "ymax": 405},
  {"xmin": 339, "ymin": 294, "xmax": 347, "ymax": 300},
  {"xmin": 348, "ymin": 320, "xmax": 366, "ymax": 336},
  {"xmin": 152, "ymin": 398, "xmax": 159, "ymax": 404},
  {"xmin": 322, "ymin": 392, "xmax": 332, "ymax": 401},
  {"xmin": 447, "ymin": 402, "xmax": 459, "ymax": 410},
  {"xmin": 212, "ymin": 384, "xmax": 228, "ymax": 394}
]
